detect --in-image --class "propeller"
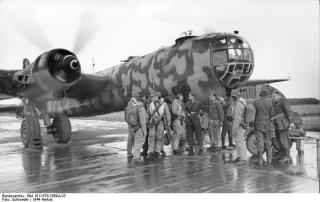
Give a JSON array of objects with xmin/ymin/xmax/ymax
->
[
  {"xmin": 11, "ymin": 15, "xmax": 53, "ymax": 51},
  {"xmin": 11, "ymin": 12, "xmax": 99, "ymax": 54},
  {"xmin": 72, "ymin": 13, "xmax": 99, "ymax": 54}
]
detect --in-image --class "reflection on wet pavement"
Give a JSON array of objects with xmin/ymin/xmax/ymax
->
[{"xmin": 0, "ymin": 115, "xmax": 319, "ymax": 193}]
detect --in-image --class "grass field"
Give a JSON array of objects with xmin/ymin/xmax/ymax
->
[{"xmin": 291, "ymin": 104, "xmax": 320, "ymax": 131}]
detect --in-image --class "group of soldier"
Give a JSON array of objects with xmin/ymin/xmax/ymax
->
[{"xmin": 125, "ymin": 88, "xmax": 294, "ymax": 166}]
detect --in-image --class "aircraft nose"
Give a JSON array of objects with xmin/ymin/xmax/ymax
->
[
  {"xmin": 211, "ymin": 33, "xmax": 254, "ymax": 88},
  {"xmin": 214, "ymin": 63, "xmax": 254, "ymax": 88}
]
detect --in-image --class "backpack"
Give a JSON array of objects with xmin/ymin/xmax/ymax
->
[{"xmin": 125, "ymin": 105, "xmax": 142, "ymax": 127}]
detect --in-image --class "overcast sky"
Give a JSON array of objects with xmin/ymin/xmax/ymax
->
[{"xmin": 0, "ymin": 0, "xmax": 319, "ymax": 98}]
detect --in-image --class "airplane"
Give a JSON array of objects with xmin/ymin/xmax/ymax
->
[{"xmin": 0, "ymin": 29, "xmax": 289, "ymax": 148}]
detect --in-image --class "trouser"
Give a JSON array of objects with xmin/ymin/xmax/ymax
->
[
  {"xmin": 142, "ymin": 128, "xmax": 149, "ymax": 154},
  {"xmin": 127, "ymin": 125, "xmax": 135, "ymax": 155},
  {"xmin": 148, "ymin": 121, "xmax": 164, "ymax": 153},
  {"xmin": 275, "ymin": 128, "xmax": 290, "ymax": 158},
  {"xmin": 208, "ymin": 119, "xmax": 221, "ymax": 147},
  {"xmin": 186, "ymin": 114, "xmax": 203, "ymax": 151},
  {"xmin": 172, "ymin": 119, "xmax": 183, "ymax": 151},
  {"xmin": 233, "ymin": 126, "xmax": 247, "ymax": 160},
  {"xmin": 221, "ymin": 119, "xmax": 233, "ymax": 146},
  {"xmin": 178, "ymin": 119, "xmax": 187, "ymax": 150},
  {"xmin": 255, "ymin": 129, "xmax": 272, "ymax": 159},
  {"xmin": 133, "ymin": 128, "xmax": 146, "ymax": 159}
]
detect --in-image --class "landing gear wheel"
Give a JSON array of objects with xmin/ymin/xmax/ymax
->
[
  {"xmin": 20, "ymin": 116, "xmax": 42, "ymax": 148},
  {"xmin": 246, "ymin": 132, "xmax": 260, "ymax": 156},
  {"xmin": 51, "ymin": 114, "xmax": 71, "ymax": 144}
]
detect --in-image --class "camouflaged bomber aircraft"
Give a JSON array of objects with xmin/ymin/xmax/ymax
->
[{"xmin": 0, "ymin": 31, "xmax": 288, "ymax": 147}]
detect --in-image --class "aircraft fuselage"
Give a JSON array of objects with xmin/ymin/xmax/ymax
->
[{"xmin": 45, "ymin": 33, "xmax": 254, "ymax": 117}]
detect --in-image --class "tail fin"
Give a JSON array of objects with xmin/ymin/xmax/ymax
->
[{"xmin": 23, "ymin": 58, "xmax": 30, "ymax": 69}]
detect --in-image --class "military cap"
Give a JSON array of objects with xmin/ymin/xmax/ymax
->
[
  {"xmin": 150, "ymin": 91, "xmax": 161, "ymax": 98},
  {"xmin": 259, "ymin": 89, "xmax": 270, "ymax": 97},
  {"xmin": 133, "ymin": 92, "xmax": 146, "ymax": 99},
  {"xmin": 231, "ymin": 91, "xmax": 241, "ymax": 97}
]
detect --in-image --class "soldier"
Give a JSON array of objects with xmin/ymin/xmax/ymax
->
[
  {"xmin": 253, "ymin": 90, "xmax": 273, "ymax": 165},
  {"xmin": 231, "ymin": 91, "xmax": 248, "ymax": 165},
  {"xmin": 171, "ymin": 93, "xmax": 186, "ymax": 154},
  {"xmin": 185, "ymin": 93, "xmax": 206, "ymax": 155},
  {"xmin": 271, "ymin": 91, "xmax": 294, "ymax": 164},
  {"xmin": 125, "ymin": 92, "xmax": 146, "ymax": 158},
  {"xmin": 147, "ymin": 92, "xmax": 171, "ymax": 159},
  {"xmin": 124, "ymin": 92, "xmax": 147, "ymax": 163},
  {"xmin": 221, "ymin": 94, "xmax": 235, "ymax": 150},
  {"xmin": 207, "ymin": 94, "xmax": 224, "ymax": 152},
  {"xmin": 141, "ymin": 95, "xmax": 151, "ymax": 157}
]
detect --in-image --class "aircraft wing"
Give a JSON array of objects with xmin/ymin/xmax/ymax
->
[
  {"xmin": 0, "ymin": 69, "xmax": 19, "ymax": 98},
  {"xmin": 65, "ymin": 74, "xmax": 108, "ymax": 100},
  {"xmin": 1, "ymin": 68, "xmax": 107, "ymax": 101},
  {"xmin": 238, "ymin": 78, "xmax": 290, "ymax": 87}
]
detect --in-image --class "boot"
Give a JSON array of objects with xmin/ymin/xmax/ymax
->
[
  {"xmin": 188, "ymin": 147, "xmax": 195, "ymax": 156},
  {"xmin": 178, "ymin": 138, "xmax": 186, "ymax": 152},
  {"xmin": 161, "ymin": 150, "xmax": 166, "ymax": 157},
  {"xmin": 221, "ymin": 136, "xmax": 227, "ymax": 150},
  {"xmin": 257, "ymin": 151, "xmax": 264, "ymax": 166},
  {"xmin": 266, "ymin": 148, "xmax": 272, "ymax": 165},
  {"xmin": 228, "ymin": 136, "xmax": 236, "ymax": 147}
]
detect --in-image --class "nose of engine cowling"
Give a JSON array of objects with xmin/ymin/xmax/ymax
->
[
  {"xmin": 211, "ymin": 33, "xmax": 254, "ymax": 88},
  {"xmin": 48, "ymin": 49, "xmax": 81, "ymax": 83}
]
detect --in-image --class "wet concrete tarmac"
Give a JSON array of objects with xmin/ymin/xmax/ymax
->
[{"xmin": 0, "ymin": 114, "xmax": 319, "ymax": 193}]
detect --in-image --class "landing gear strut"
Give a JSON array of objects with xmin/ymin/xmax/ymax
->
[{"xmin": 18, "ymin": 98, "xmax": 72, "ymax": 147}]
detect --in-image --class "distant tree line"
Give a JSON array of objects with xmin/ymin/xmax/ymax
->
[{"xmin": 287, "ymin": 98, "xmax": 320, "ymax": 105}]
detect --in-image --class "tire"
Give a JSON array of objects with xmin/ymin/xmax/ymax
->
[
  {"xmin": 246, "ymin": 132, "xmax": 261, "ymax": 156},
  {"xmin": 51, "ymin": 114, "xmax": 71, "ymax": 144},
  {"xmin": 20, "ymin": 116, "xmax": 42, "ymax": 148}
]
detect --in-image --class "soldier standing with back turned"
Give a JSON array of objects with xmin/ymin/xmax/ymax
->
[
  {"xmin": 253, "ymin": 90, "xmax": 273, "ymax": 166},
  {"xmin": 124, "ymin": 92, "xmax": 147, "ymax": 163}
]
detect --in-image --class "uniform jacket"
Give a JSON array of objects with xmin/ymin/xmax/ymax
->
[
  {"xmin": 172, "ymin": 99, "xmax": 184, "ymax": 119},
  {"xmin": 137, "ymin": 102, "xmax": 147, "ymax": 136},
  {"xmin": 208, "ymin": 101, "xmax": 224, "ymax": 123},
  {"xmin": 253, "ymin": 97, "xmax": 273, "ymax": 132},
  {"xmin": 253, "ymin": 98, "xmax": 273, "ymax": 122},
  {"xmin": 185, "ymin": 100, "xmax": 205, "ymax": 115},
  {"xmin": 272, "ymin": 98, "xmax": 293, "ymax": 130},
  {"xmin": 223, "ymin": 96, "xmax": 234, "ymax": 119},
  {"xmin": 232, "ymin": 97, "xmax": 246, "ymax": 132}
]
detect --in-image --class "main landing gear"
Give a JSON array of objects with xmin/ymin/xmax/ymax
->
[{"xmin": 18, "ymin": 99, "xmax": 72, "ymax": 148}]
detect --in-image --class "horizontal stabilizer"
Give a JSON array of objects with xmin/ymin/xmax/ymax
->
[{"xmin": 238, "ymin": 78, "xmax": 290, "ymax": 87}]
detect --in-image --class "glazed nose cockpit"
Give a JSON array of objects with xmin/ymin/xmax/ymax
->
[{"xmin": 210, "ymin": 33, "xmax": 254, "ymax": 88}]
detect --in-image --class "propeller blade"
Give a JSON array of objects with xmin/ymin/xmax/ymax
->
[
  {"xmin": 11, "ymin": 15, "xmax": 53, "ymax": 52},
  {"xmin": 72, "ymin": 13, "xmax": 99, "ymax": 54}
]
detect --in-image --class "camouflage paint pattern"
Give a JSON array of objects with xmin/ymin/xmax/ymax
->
[{"xmin": 45, "ymin": 33, "xmax": 254, "ymax": 117}]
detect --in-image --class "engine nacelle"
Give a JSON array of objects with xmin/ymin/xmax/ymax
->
[{"xmin": 14, "ymin": 49, "xmax": 81, "ymax": 98}]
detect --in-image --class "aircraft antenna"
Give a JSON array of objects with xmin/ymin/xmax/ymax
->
[{"xmin": 92, "ymin": 58, "xmax": 95, "ymax": 73}]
